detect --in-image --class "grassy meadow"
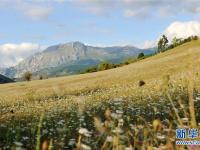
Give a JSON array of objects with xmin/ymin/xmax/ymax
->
[{"xmin": 1, "ymin": 40, "xmax": 200, "ymax": 149}]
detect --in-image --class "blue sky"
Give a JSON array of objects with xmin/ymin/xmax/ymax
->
[{"xmin": 0, "ymin": 0, "xmax": 200, "ymax": 67}]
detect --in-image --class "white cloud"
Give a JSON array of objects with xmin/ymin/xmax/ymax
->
[
  {"xmin": 139, "ymin": 20, "xmax": 200, "ymax": 48},
  {"xmin": 123, "ymin": 8, "xmax": 150, "ymax": 18},
  {"xmin": 164, "ymin": 21, "xmax": 200, "ymax": 41},
  {"xmin": 25, "ymin": 6, "xmax": 53, "ymax": 20},
  {"xmin": 0, "ymin": 43, "xmax": 43, "ymax": 67},
  {"xmin": 73, "ymin": 0, "xmax": 116, "ymax": 16},
  {"xmin": 73, "ymin": 0, "xmax": 200, "ymax": 18},
  {"xmin": 55, "ymin": 0, "xmax": 66, "ymax": 3},
  {"xmin": 124, "ymin": 9, "xmax": 136, "ymax": 17},
  {"xmin": 0, "ymin": 0, "xmax": 199, "ymax": 20},
  {"xmin": 140, "ymin": 40, "xmax": 156, "ymax": 49},
  {"xmin": 17, "ymin": 1, "xmax": 53, "ymax": 21},
  {"xmin": 0, "ymin": 0, "xmax": 58, "ymax": 21}
]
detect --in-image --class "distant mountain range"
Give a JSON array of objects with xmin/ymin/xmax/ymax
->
[
  {"xmin": 0, "ymin": 74, "xmax": 14, "ymax": 84},
  {"xmin": 0, "ymin": 41, "xmax": 155, "ymax": 78}
]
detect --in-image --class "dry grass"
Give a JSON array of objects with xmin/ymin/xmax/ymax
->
[
  {"xmin": 0, "ymin": 40, "xmax": 200, "ymax": 115},
  {"xmin": 0, "ymin": 40, "xmax": 200, "ymax": 149}
]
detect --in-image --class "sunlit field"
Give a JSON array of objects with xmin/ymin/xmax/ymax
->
[{"xmin": 1, "ymin": 40, "xmax": 200, "ymax": 149}]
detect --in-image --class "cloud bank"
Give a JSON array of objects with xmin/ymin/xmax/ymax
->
[
  {"xmin": 140, "ymin": 21, "xmax": 200, "ymax": 48},
  {"xmin": 164, "ymin": 21, "xmax": 200, "ymax": 41},
  {"xmin": 0, "ymin": 0, "xmax": 60, "ymax": 21},
  {"xmin": 0, "ymin": 43, "xmax": 42, "ymax": 67},
  {"xmin": 73, "ymin": 0, "xmax": 200, "ymax": 18},
  {"xmin": 0, "ymin": 0, "xmax": 199, "ymax": 20}
]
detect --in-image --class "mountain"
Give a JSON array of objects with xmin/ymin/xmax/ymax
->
[
  {"xmin": 0, "ymin": 41, "xmax": 155, "ymax": 78},
  {"xmin": 0, "ymin": 74, "xmax": 14, "ymax": 84}
]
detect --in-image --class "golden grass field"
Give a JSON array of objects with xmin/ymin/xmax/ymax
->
[
  {"xmin": 1, "ymin": 40, "xmax": 200, "ymax": 149},
  {"xmin": 0, "ymin": 40, "xmax": 200, "ymax": 120}
]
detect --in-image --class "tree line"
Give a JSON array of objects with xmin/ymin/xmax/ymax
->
[
  {"xmin": 157, "ymin": 35, "xmax": 198, "ymax": 53},
  {"xmin": 83, "ymin": 52, "xmax": 147, "ymax": 73}
]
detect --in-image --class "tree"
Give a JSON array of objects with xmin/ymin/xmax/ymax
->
[
  {"xmin": 162, "ymin": 35, "xmax": 168, "ymax": 51},
  {"xmin": 172, "ymin": 37, "xmax": 178, "ymax": 47},
  {"xmin": 137, "ymin": 52, "xmax": 144, "ymax": 59},
  {"xmin": 157, "ymin": 38, "xmax": 163, "ymax": 53},
  {"xmin": 157, "ymin": 35, "xmax": 169, "ymax": 53},
  {"xmin": 98, "ymin": 62, "xmax": 111, "ymax": 71},
  {"xmin": 39, "ymin": 75, "xmax": 43, "ymax": 80},
  {"xmin": 84, "ymin": 66, "xmax": 97, "ymax": 73},
  {"xmin": 23, "ymin": 71, "xmax": 32, "ymax": 81},
  {"xmin": 192, "ymin": 35, "xmax": 198, "ymax": 40}
]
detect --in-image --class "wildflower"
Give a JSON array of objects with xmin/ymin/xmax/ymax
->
[
  {"xmin": 181, "ymin": 117, "xmax": 189, "ymax": 123},
  {"xmin": 112, "ymin": 127, "xmax": 123, "ymax": 134},
  {"xmin": 43, "ymin": 129, "xmax": 48, "ymax": 134},
  {"xmin": 22, "ymin": 137, "xmax": 29, "ymax": 140},
  {"xmin": 14, "ymin": 142, "xmax": 23, "ymax": 147},
  {"xmin": 116, "ymin": 110, "xmax": 123, "ymax": 114},
  {"xmin": 56, "ymin": 127, "xmax": 65, "ymax": 133},
  {"xmin": 195, "ymin": 97, "xmax": 200, "ymax": 101},
  {"xmin": 163, "ymin": 128, "xmax": 171, "ymax": 132},
  {"xmin": 111, "ymin": 113, "xmax": 118, "ymax": 119},
  {"xmin": 106, "ymin": 136, "xmax": 113, "ymax": 142},
  {"xmin": 57, "ymin": 120, "xmax": 65, "ymax": 125},
  {"xmin": 78, "ymin": 128, "xmax": 91, "ymax": 137},
  {"xmin": 68, "ymin": 139, "xmax": 76, "ymax": 146},
  {"xmin": 125, "ymin": 146, "xmax": 133, "ymax": 150},
  {"xmin": 156, "ymin": 134, "xmax": 166, "ymax": 141},
  {"xmin": 118, "ymin": 119, "xmax": 124, "ymax": 127},
  {"xmin": 80, "ymin": 144, "xmax": 91, "ymax": 150}
]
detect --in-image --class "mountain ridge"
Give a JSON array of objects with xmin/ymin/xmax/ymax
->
[{"xmin": 0, "ymin": 41, "xmax": 155, "ymax": 78}]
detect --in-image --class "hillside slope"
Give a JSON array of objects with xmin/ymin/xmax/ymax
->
[
  {"xmin": 0, "ymin": 40, "xmax": 199, "ymax": 98},
  {"xmin": 2, "ymin": 40, "xmax": 200, "ymax": 149},
  {"xmin": 0, "ymin": 74, "xmax": 14, "ymax": 84}
]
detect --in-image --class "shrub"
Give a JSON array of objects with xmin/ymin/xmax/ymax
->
[
  {"xmin": 139, "ymin": 80, "xmax": 145, "ymax": 87},
  {"xmin": 123, "ymin": 61, "xmax": 130, "ymax": 65},
  {"xmin": 84, "ymin": 66, "xmax": 98, "ymax": 73},
  {"xmin": 166, "ymin": 35, "xmax": 199, "ymax": 51},
  {"xmin": 98, "ymin": 62, "xmax": 111, "ymax": 71},
  {"xmin": 137, "ymin": 52, "xmax": 145, "ymax": 59},
  {"xmin": 123, "ymin": 58, "xmax": 137, "ymax": 65},
  {"xmin": 39, "ymin": 75, "xmax": 43, "ymax": 80},
  {"xmin": 192, "ymin": 35, "xmax": 198, "ymax": 40},
  {"xmin": 23, "ymin": 71, "xmax": 32, "ymax": 81}
]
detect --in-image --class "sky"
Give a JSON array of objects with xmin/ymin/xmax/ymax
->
[{"xmin": 0, "ymin": 0, "xmax": 200, "ymax": 67}]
